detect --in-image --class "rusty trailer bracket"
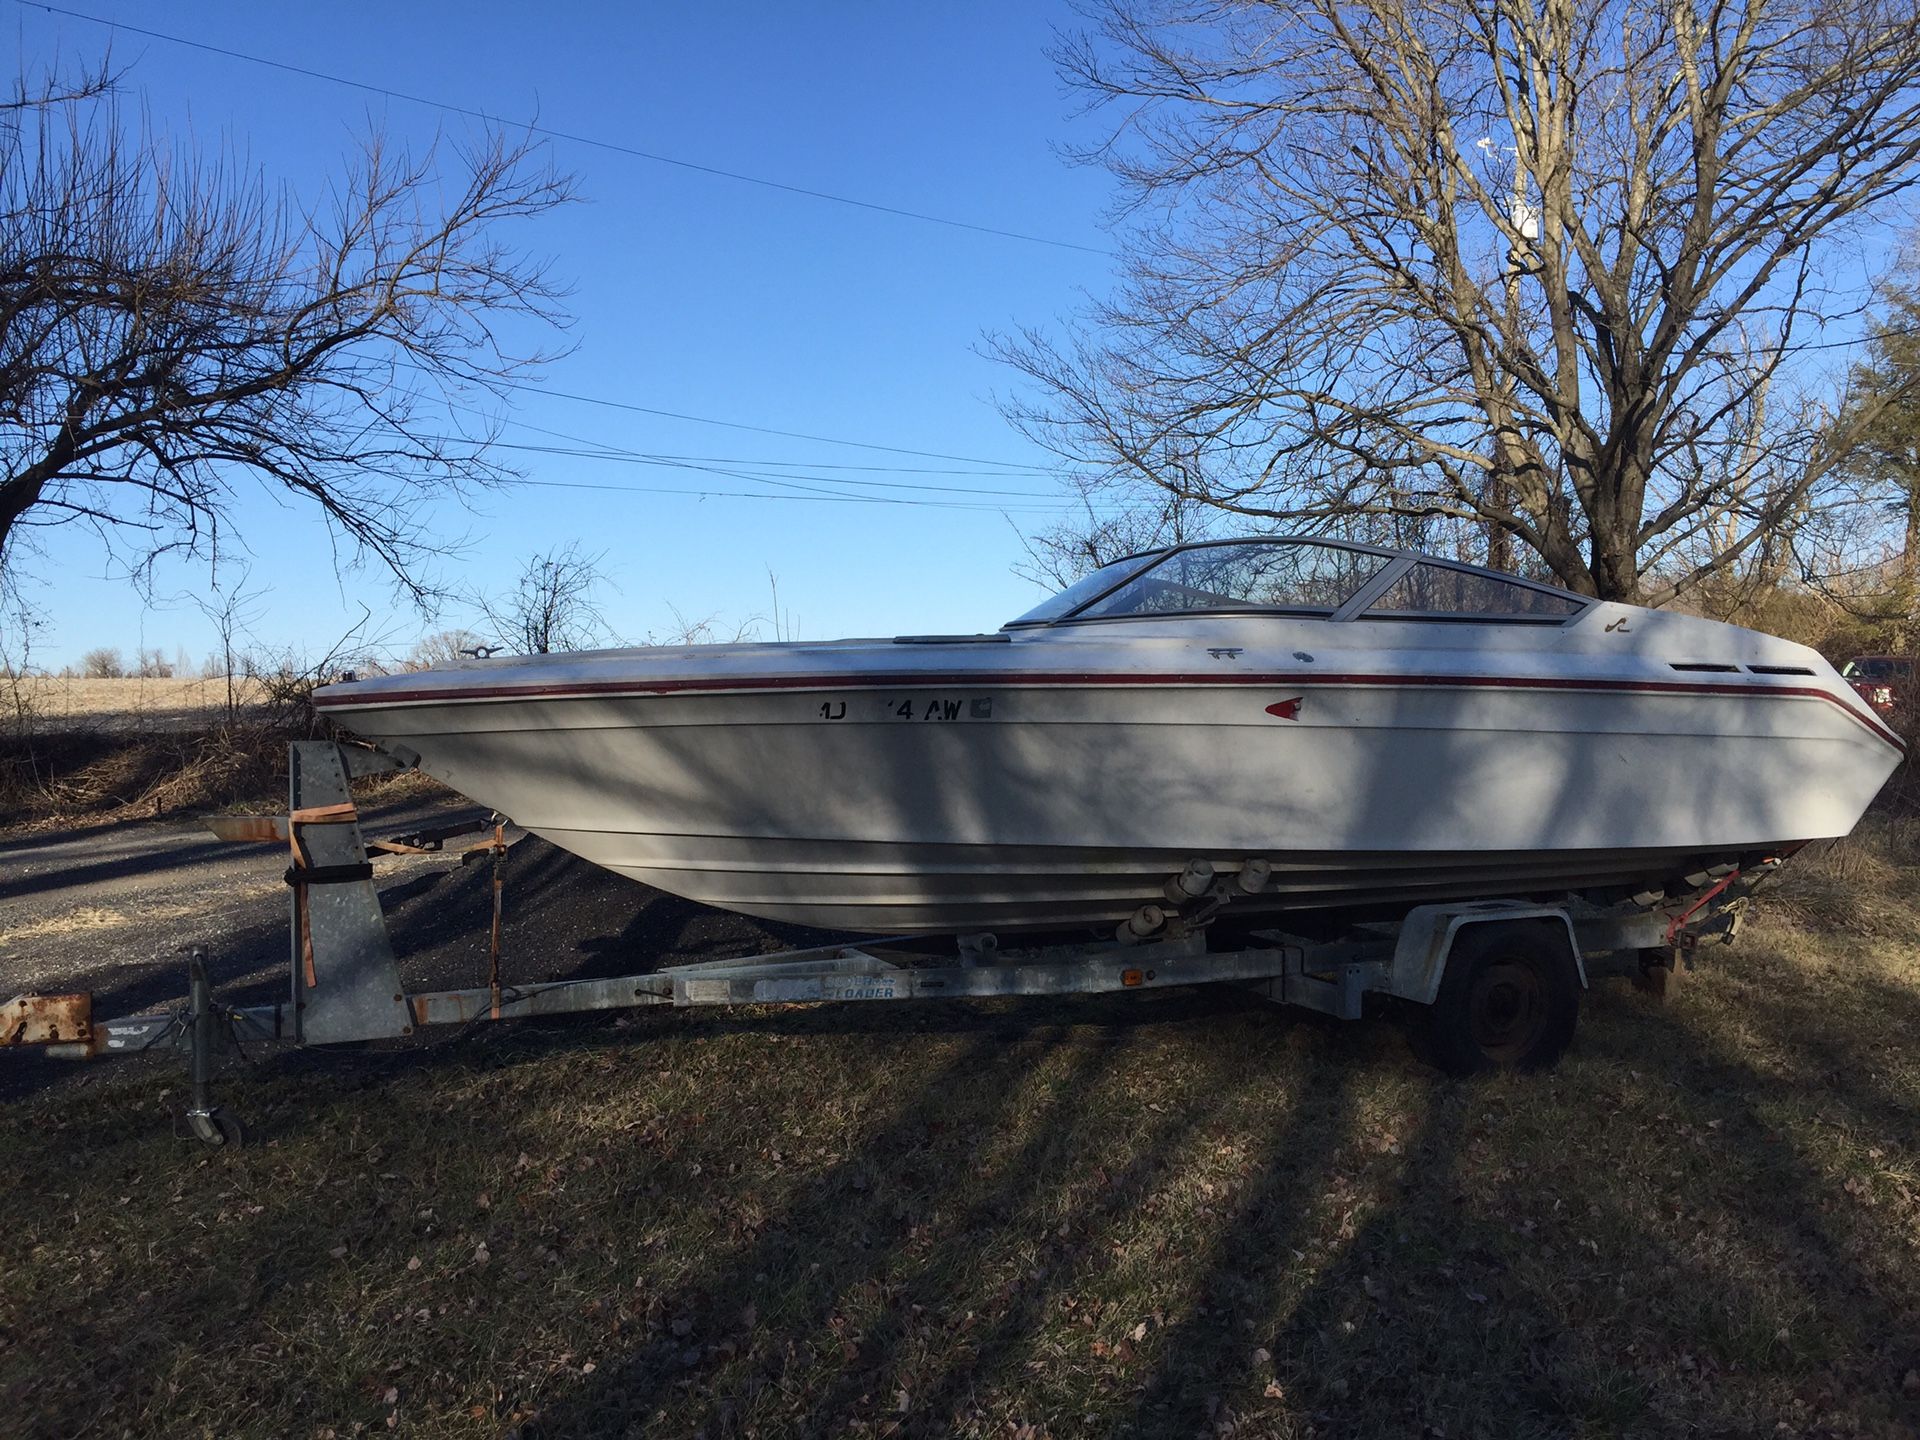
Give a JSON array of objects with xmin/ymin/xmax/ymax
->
[{"xmin": 0, "ymin": 993, "xmax": 94, "ymax": 1051}]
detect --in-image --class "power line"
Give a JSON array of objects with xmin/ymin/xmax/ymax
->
[
  {"xmin": 23, "ymin": 1, "xmax": 1113, "ymax": 257},
  {"xmin": 491, "ymin": 378, "xmax": 1047, "ymax": 469},
  {"xmin": 457, "ymin": 405, "xmax": 1063, "ymax": 498},
  {"xmin": 607, "ymin": 453, "xmax": 1058, "ymax": 479},
  {"xmin": 428, "ymin": 391, "xmax": 1071, "ymax": 503},
  {"xmin": 508, "ymin": 474, "xmax": 1072, "ymax": 514},
  {"xmin": 472, "ymin": 434, "xmax": 1071, "ymax": 502},
  {"xmin": 425, "ymin": 421, "xmax": 1076, "ymax": 510}
]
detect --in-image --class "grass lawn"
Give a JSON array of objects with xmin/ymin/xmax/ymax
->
[{"xmin": 4, "ymin": 838, "xmax": 1920, "ymax": 1438}]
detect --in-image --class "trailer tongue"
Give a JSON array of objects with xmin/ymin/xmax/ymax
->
[{"xmin": 2, "ymin": 741, "xmax": 1763, "ymax": 1147}]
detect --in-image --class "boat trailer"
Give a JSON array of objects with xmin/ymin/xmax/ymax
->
[{"xmin": 2, "ymin": 741, "xmax": 1763, "ymax": 1146}]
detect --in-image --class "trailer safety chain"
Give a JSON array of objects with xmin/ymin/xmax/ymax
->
[{"xmin": 1665, "ymin": 869, "xmax": 1743, "ymax": 951}]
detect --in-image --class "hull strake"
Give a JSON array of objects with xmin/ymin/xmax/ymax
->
[{"xmin": 539, "ymin": 831, "xmax": 1762, "ymax": 933}]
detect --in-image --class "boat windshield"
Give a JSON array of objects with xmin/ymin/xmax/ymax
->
[
  {"xmin": 1007, "ymin": 552, "xmax": 1164, "ymax": 624},
  {"xmin": 1072, "ymin": 540, "xmax": 1389, "ymax": 619},
  {"xmin": 1361, "ymin": 561, "xmax": 1583, "ymax": 619}
]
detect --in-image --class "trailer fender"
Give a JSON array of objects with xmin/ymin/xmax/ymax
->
[{"xmin": 1387, "ymin": 902, "xmax": 1587, "ymax": 1008}]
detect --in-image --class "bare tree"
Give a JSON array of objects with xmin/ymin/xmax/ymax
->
[
  {"xmin": 999, "ymin": 1, "xmax": 1920, "ymax": 603},
  {"xmin": 0, "ymin": 72, "xmax": 574, "ymax": 594},
  {"xmin": 1009, "ymin": 492, "xmax": 1213, "ymax": 591},
  {"xmin": 474, "ymin": 543, "xmax": 612, "ymax": 655},
  {"xmin": 246, "ymin": 605, "xmax": 399, "ymax": 734},
  {"xmin": 1818, "ymin": 278, "xmax": 1920, "ymax": 641},
  {"xmin": 185, "ymin": 566, "xmax": 267, "ymax": 726},
  {"xmin": 405, "ymin": 627, "xmax": 492, "ymax": 669},
  {"xmin": 0, "ymin": 591, "xmax": 44, "ymax": 743},
  {"xmin": 80, "ymin": 646, "xmax": 122, "ymax": 678}
]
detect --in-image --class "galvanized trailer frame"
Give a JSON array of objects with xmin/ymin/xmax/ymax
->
[{"xmin": 1, "ymin": 742, "xmax": 1761, "ymax": 1145}]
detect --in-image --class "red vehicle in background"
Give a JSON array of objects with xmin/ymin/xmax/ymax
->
[{"xmin": 1841, "ymin": 655, "xmax": 1914, "ymax": 715}]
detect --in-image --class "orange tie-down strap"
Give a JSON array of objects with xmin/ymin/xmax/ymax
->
[
  {"xmin": 288, "ymin": 802, "xmax": 365, "ymax": 987},
  {"xmin": 289, "ymin": 802, "xmax": 359, "ymax": 826}
]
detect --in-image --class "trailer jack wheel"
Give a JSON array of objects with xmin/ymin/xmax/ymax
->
[
  {"xmin": 1424, "ymin": 922, "xmax": 1580, "ymax": 1075},
  {"xmin": 185, "ymin": 1107, "xmax": 247, "ymax": 1149}
]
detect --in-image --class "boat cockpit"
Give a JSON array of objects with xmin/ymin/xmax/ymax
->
[{"xmin": 1005, "ymin": 537, "xmax": 1591, "ymax": 629}]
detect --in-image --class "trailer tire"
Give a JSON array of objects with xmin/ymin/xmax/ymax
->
[{"xmin": 1423, "ymin": 922, "xmax": 1579, "ymax": 1075}]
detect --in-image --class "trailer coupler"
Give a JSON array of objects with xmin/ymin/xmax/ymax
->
[{"xmin": 3, "ymin": 949, "xmax": 285, "ymax": 1146}]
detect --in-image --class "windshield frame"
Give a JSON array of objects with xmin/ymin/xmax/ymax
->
[
  {"xmin": 1003, "ymin": 551, "xmax": 1165, "ymax": 626},
  {"xmin": 1002, "ymin": 536, "xmax": 1592, "ymax": 629}
]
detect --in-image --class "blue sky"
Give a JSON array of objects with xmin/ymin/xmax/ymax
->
[{"xmin": 6, "ymin": 2, "xmax": 1118, "ymax": 670}]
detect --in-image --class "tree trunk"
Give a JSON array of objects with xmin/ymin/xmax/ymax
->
[
  {"xmin": 1900, "ymin": 479, "xmax": 1920, "ymax": 651},
  {"xmin": 1587, "ymin": 484, "xmax": 1642, "ymax": 603}
]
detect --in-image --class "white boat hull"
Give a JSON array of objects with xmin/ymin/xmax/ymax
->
[{"xmin": 316, "ymin": 619, "xmax": 1902, "ymax": 932}]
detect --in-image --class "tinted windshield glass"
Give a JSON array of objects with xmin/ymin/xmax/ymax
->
[
  {"xmin": 1008, "ymin": 553, "xmax": 1163, "ymax": 625},
  {"xmin": 1844, "ymin": 658, "xmax": 1905, "ymax": 681},
  {"xmin": 1364, "ymin": 562, "xmax": 1583, "ymax": 619},
  {"xmin": 1077, "ymin": 541, "xmax": 1388, "ymax": 619}
]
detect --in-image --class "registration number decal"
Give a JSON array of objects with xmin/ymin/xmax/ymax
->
[{"xmin": 817, "ymin": 695, "xmax": 995, "ymax": 721}]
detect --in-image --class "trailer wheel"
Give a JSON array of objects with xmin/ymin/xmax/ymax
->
[{"xmin": 1424, "ymin": 922, "xmax": 1579, "ymax": 1075}]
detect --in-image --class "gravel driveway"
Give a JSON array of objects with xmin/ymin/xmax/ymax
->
[{"xmin": 0, "ymin": 794, "xmax": 836, "ymax": 1099}]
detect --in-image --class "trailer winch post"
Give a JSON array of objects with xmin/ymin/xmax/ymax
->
[
  {"xmin": 285, "ymin": 742, "xmax": 413, "ymax": 1047},
  {"xmin": 488, "ymin": 822, "xmax": 507, "ymax": 1021}
]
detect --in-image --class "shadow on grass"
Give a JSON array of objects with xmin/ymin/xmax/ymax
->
[{"xmin": 6, "ymin": 915, "xmax": 1920, "ymax": 1439}]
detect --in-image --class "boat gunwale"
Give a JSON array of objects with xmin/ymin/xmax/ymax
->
[{"xmin": 312, "ymin": 668, "xmax": 1907, "ymax": 753}]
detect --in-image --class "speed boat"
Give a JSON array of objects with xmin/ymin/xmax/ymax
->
[{"xmin": 312, "ymin": 537, "xmax": 1903, "ymax": 934}]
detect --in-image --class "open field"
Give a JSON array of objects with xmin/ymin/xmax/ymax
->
[
  {"xmin": 3, "ymin": 818, "xmax": 1919, "ymax": 1438},
  {"xmin": 4, "ymin": 674, "xmax": 267, "ymax": 733}
]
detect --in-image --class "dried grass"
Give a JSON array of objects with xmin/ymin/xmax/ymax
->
[
  {"xmin": 5, "ymin": 674, "xmax": 267, "ymax": 733},
  {"xmin": 5, "ymin": 887, "xmax": 1920, "ymax": 1438},
  {"xmin": 1769, "ymin": 811, "xmax": 1920, "ymax": 940},
  {"xmin": 0, "ymin": 722, "xmax": 438, "ymax": 831}
]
